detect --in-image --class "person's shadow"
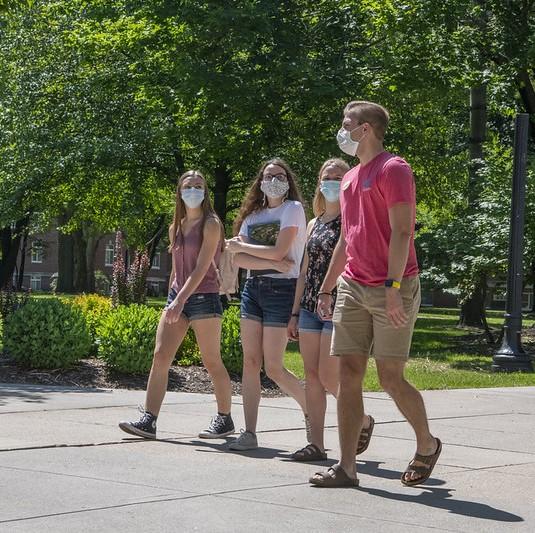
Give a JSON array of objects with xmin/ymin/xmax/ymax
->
[{"xmin": 358, "ymin": 460, "xmax": 523, "ymax": 523}]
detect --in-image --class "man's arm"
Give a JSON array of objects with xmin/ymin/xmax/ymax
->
[
  {"xmin": 316, "ymin": 233, "xmax": 347, "ymax": 320},
  {"xmin": 385, "ymin": 202, "xmax": 413, "ymax": 328}
]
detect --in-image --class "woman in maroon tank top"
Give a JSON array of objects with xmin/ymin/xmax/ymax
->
[{"xmin": 119, "ymin": 170, "xmax": 235, "ymax": 440}]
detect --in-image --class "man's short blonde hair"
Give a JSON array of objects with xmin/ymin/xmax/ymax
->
[{"xmin": 344, "ymin": 101, "xmax": 390, "ymax": 140}]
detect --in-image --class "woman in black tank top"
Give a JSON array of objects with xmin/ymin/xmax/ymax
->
[{"xmin": 288, "ymin": 159, "xmax": 373, "ymax": 462}]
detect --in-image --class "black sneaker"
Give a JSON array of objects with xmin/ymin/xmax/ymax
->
[
  {"xmin": 198, "ymin": 413, "xmax": 235, "ymax": 439},
  {"xmin": 119, "ymin": 406, "xmax": 157, "ymax": 439}
]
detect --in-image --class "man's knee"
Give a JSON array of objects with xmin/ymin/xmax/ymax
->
[
  {"xmin": 338, "ymin": 355, "xmax": 367, "ymax": 386},
  {"xmin": 377, "ymin": 366, "xmax": 405, "ymax": 395}
]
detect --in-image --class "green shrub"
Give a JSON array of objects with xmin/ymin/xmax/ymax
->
[
  {"xmin": 175, "ymin": 328, "xmax": 202, "ymax": 367},
  {"xmin": 0, "ymin": 287, "xmax": 30, "ymax": 321},
  {"xmin": 97, "ymin": 304, "xmax": 160, "ymax": 374},
  {"xmin": 96, "ymin": 302, "xmax": 242, "ymax": 375},
  {"xmin": 220, "ymin": 305, "xmax": 242, "ymax": 374},
  {"xmin": 72, "ymin": 294, "xmax": 112, "ymax": 347},
  {"xmin": 4, "ymin": 298, "xmax": 92, "ymax": 369}
]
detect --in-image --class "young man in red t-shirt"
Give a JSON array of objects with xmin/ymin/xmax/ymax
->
[{"xmin": 310, "ymin": 101, "xmax": 441, "ymax": 488}]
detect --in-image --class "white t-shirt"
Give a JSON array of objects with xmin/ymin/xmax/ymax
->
[{"xmin": 239, "ymin": 200, "xmax": 306, "ymax": 279}]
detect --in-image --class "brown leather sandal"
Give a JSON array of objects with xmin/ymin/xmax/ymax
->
[
  {"xmin": 401, "ymin": 438, "xmax": 442, "ymax": 487},
  {"xmin": 309, "ymin": 464, "xmax": 359, "ymax": 488},
  {"xmin": 292, "ymin": 443, "xmax": 327, "ymax": 462},
  {"xmin": 357, "ymin": 415, "xmax": 375, "ymax": 455}
]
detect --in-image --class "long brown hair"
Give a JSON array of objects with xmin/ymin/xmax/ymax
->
[
  {"xmin": 168, "ymin": 170, "xmax": 224, "ymax": 251},
  {"xmin": 312, "ymin": 158, "xmax": 350, "ymax": 217},
  {"xmin": 233, "ymin": 158, "xmax": 304, "ymax": 235}
]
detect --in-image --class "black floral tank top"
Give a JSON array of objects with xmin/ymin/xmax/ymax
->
[{"xmin": 301, "ymin": 215, "xmax": 341, "ymax": 313}]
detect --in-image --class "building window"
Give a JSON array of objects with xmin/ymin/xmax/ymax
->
[
  {"xmin": 492, "ymin": 283, "xmax": 507, "ymax": 302},
  {"xmin": 30, "ymin": 274, "xmax": 42, "ymax": 291},
  {"xmin": 31, "ymin": 243, "xmax": 43, "ymax": 264},
  {"xmin": 105, "ymin": 241, "xmax": 115, "ymax": 267},
  {"xmin": 151, "ymin": 252, "xmax": 161, "ymax": 270},
  {"xmin": 492, "ymin": 282, "xmax": 533, "ymax": 311}
]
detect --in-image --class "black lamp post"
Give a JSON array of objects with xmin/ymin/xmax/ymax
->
[{"xmin": 492, "ymin": 114, "xmax": 533, "ymax": 372}]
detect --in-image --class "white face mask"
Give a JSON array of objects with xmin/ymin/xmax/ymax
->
[
  {"xmin": 336, "ymin": 126, "xmax": 362, "ymax": 156},
  {"xmin": 320, "ymin": 180, "xmax": 341, "ymax": 203},
  {"xmin": 181, "ymin": 188, "xmax": 205, "ymax": 208},
  {"xmin": 261, "ymin": 179, "xmax": 290, "ymax": 199}
]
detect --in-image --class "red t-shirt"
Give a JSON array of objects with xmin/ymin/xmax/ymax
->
[{"xmin": 340, "ymin": 151, "xmax": 419, "ymax": 286}]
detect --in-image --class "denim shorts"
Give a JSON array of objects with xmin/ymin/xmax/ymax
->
[
  {"xmin": 165, "ymin": 289, "xmax": 223, "ymax": 321},
  {"xmin": 298, "ymin": 307, "xmax": 333, "ymax": 334},
  {"xmin": 240, "ymin": 277, "xmax": 297, "ymax": 328}
]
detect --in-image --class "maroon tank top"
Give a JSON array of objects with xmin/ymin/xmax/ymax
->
[{"xmin": 171, "ymin": 217, "xmax": 221, "ymax": 294}]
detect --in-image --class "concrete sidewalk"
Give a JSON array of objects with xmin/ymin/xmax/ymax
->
[{"xmin": 0, "ymin": 383, "xmax": 534, "ymax": 532}]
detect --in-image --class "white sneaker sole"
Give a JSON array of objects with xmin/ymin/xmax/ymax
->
[
  {"xmin": 228, "ymin": 440, "xmax": 258, "ymax": 451},
  {"xmin": 118, "ymin": 422, "xmax": 156, "ymax": 439}
]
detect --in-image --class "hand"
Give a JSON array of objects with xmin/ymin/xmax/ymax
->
[
  {"xmin": 385, "ymin": 288, "xmax": 408, "ymax": 328},
  {"xmin": 165, "ymin": 297, "xmax": 185, "ymax": 324},
  {"xmin": 273, "ymin": 257, "xmax": 294, "ymax": 273},
  {"xmin": 287, "ymin": 315, "xmax": 299, "ymax": 341},
  {"xmin": 316, "ymin": 293, "xmax": 333, "ymax": 320},
  {"xmin": 225, "ymin": 237, "xmax": 243, "ymax": 253}
]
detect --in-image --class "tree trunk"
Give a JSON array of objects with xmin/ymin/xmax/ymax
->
[
  {"xmin": 459, "ymin": 274, "xmax": 494, "ymax": 342},
  {"xmin": 146, "ymin": 216, "xmax": 165, "ymax": 265},
  {"xmin": 213, "ymin": 162, "xmax": 231, "ymax": 229},
  {"xmin": 517, "ymin": 69, "xmax": 535, "ymax": 142},
  {"xmin": 57, "ymin": 212, "xmax": 75, "ymax": 293},
  {"xmin": 16, "ymin": 228, "xmax": 29, "ymax": 290},
  {"xmin": 459, "ymin": 85, "xmax": 488, "ymax": 327},
  {"xmin": 172, "ymin": 146, "xmax": 185, "ymax": 178},
  {"xmin": 85, "ymin": 234, "xmax": 101, "ymax": 293},
  {"xmin": 459, "ymin": 289, "xmax": 486, "ymax": 328},
  {"xmin": 0, "ymin": 217, "xmax": 29, "ymax": 288},
  {"xmin": 72, "ymin": 229, "xmax": 88, "ymax": 292}
]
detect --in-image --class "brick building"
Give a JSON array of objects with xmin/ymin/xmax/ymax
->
[{"xmin": 14, "ymin": 231, "xmax": 172, "ymax": 296}]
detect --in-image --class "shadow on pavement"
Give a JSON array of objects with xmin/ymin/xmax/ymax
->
[
  {"xmin": 359, "ymin": 485, "xmax": 523, "ymax": 523},
  {"xmin": 0, "ymin": 384, "xmax": 110, "ymax": 406},
  {"xmin": 125, "ymin": 436, "xmax": 289, "ymax": 459}
]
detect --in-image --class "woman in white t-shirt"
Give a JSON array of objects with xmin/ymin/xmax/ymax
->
[{"xmin": 226, "ymin": 158, "xmax": 307, "ymax": 451}]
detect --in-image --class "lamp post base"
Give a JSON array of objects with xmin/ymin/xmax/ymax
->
[{"xmin": 491, "ymin": 353, "xmax": 534, "ymax": 373}]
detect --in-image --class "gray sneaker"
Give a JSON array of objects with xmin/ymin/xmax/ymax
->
[
  {"xmin": 199, "ymin": 414, "xmax": 235, "ymax": 439},
  {"xmin": 118, "ymin": 406, "xmax": 157, "ymax": 439},
  {"xmin": 228, "ymin": 430, "xmax": 258, "ymax": 451}
]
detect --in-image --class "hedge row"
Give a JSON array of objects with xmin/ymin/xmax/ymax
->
[{"xmin": 1, "ymin": 296, "xmax": 243, "ymax": 374}]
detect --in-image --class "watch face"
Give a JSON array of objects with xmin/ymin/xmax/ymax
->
[{"xmin": 384, "ymin": 280, "xmax": 393, "ymax": 287}]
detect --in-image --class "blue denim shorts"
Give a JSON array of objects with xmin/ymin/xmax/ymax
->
[
  {"xmin": 165, "ymin": 289, "xmax": 223, "ymax": 321},
  {"xmin": 240, "ymin": 277, "xmax": 297, "ymax": 328},
  {"xmin": 298, "ymin": 307, "xmax": 333, "ymax": 334}
]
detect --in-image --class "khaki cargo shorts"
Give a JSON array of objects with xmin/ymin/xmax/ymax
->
[{"xmin": 330, "ymin": 275, "xmax": 421, "ymax": 359}]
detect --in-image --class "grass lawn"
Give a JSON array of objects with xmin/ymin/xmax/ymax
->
[
  {"xmin": 6, "ymin": 296, "xmax": 535, "ymax": 391},
  {"xmin": 284, "ymin": 308, "xmax": 535, "ymax": 391}
]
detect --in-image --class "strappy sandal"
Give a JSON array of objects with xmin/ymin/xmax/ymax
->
[
  {"xmin": 401, "ymin": 438, "xmax": 442, "ymax": 487},
  {"xmin": 292, "ymin": 443, "xmax": 327, "ymax": 462},
  {"xmin": 309, "ymin": 464, "xmax": 359, "ymax": 488},
  {"xmin": 357, "ymin": 415, "xmax": 375, "ymax": 455}
]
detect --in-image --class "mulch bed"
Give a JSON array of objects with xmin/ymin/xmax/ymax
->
[{"xmin": 0, "ymin": 357, "xmax": 286, "ymax": 397}]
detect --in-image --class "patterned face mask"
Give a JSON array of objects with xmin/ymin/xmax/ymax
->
[{"xmin": 260, "ymin": 179, "xmax": 290, "ymax": 199}]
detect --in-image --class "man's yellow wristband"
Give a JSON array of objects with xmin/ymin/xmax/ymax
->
[{"xmin": 384, "ymin": 279, "xmax": 401, "ymax": 289}]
